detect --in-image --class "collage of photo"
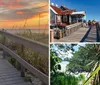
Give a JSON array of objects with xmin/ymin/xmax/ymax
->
[{"xmin": 0, "ymin": 0, "xmax": 100, "ymax": 85}]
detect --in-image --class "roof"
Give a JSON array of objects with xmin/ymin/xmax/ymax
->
[
  {"xmin": 50, "ymin": 5, "xmax": 74, "ymax": 15},
  {"xmin": 71, "ymin": 11, "xmax": 86, "ymax": 15},
  {"xmin": 50, "ymin": 5, "xmax": 62, "ymax": 15},
  {"xmin": 62, "ymin": 10, "xmax": 75, "ymax": 15},
  {"xmin": 60, "ymin": 6, "xmax": 69, "ymax": 11}
]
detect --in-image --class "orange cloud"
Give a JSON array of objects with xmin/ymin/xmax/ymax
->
[
  {"xmin": 0, "ymin": 0, "xmax": 49, "ymax": 29},
  {"xmin": 31, "ymin": 2, "xmax": 48, "ymax": 7},
  {"xmin": 8, "ymin": 5, "xmax": 24, "ymax": 9},
  {"xmin": 0, "ymin": 12, "xmax": 48, "ymax": 29},
  {"xmin": 16, "ymin": 11, "xmax": 24, "ymax": 15}
]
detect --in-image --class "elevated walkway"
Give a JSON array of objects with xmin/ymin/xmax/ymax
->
[
  {"xmin": 0, "ymin": 30, "xmax": 48, "ymax": 85},
  {"xmin": 0, "ymin": 55, "xmax": 32, "ymax": 85}
]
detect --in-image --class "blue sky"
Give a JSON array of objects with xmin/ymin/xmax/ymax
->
[
  {"xmin": 50, "ymin": 0, "xmax": 100, "ymax": 21},
  {"xmin": 73, "ymin": 43, "xmax": 85, "ymax": 51}
]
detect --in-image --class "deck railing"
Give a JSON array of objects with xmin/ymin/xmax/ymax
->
[
  {"xmin": 0, "ymin": 30, "xmax": 49, "ymax": 85},
  {"xmin": 65, "ymin": 22, "xmax": 82, "ymax": 36}
]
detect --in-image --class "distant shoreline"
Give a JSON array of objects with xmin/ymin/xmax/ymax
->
[{"xmin": 0, "ymin": 28, "xmax": 48, "ymax": 34}]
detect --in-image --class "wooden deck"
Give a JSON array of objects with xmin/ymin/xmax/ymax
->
[
  {"xmin": 0, "ymin": 55, "xmax": 32, "ymax": 85},
  {"xmin": 54, "ymin": 27, "xmax": 89, "ymax": 42}
]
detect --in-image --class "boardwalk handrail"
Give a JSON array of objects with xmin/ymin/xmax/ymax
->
[
  {"xmin": 0, "ymin": 43, "xmax": 48, "ymax": 85},
  {"xmin": 0, "ymin": 30, "xmax": 49, "ymax": 85},
  {"xmin": 0, "ymin": 30, "xmax": 48, "ymax": 56},
  {"xmin": 66, "ymin": 23, "xmax": 82, "ymax": 29}
]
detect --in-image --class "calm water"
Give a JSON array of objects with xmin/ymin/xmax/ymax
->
[{"xmin": 0, "ymin": 28, "xmax": 48, "ymax": 34}]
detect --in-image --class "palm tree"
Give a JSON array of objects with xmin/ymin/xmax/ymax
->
[
  {"xmin": 83, "ymin": 44, "xmax": 100, "ymax": 85},
  {"xmin": 68, "ymin": 44, "xmax": 100, "ymax": 85}
]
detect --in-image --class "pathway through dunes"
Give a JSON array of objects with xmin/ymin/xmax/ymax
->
[{"xmin": 0, "ymin": 54, "xmax": 32, "ymax": 85}]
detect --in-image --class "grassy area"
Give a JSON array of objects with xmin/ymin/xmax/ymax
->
[
  {"xmin": 16, "ymin": 29, "xmax": 48, "ymax": 44},
  {"xmin": 51, "ymin": 72, "xmax": 85, "ymax": 85},
  {"xmin": 16, "ymin": 30, "xmax": 48, "ymax": 75}
]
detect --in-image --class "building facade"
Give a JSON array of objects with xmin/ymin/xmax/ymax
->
[{"xmin": 50, "ymin": 4, "xmax": 86, "ymax": 28}]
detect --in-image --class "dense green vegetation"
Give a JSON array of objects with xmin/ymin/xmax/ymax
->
[
  {"xmin": 51, "ymin": 44, "xmax": 100, "ymax": 85},
  {"xmin": 68, "ymin": 44, "xmax": 100, "ymax": 85},
  {"xmin": 50, "ymin": 45, "xmax": 85, "ymax": 85}
]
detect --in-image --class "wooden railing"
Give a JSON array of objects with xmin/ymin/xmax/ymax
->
[
  {"xmin": 65, "ymin": 22, "xmax": 82, "ymax": 36},
  {"xmin": 0, "ymin": 30, "xmax": 49, "ymax": 85},
  {"xmin": 96, "ymin": 27, "xmax": 100, "ymax": 42}
]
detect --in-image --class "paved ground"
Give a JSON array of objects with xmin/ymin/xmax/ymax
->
[
  {"xmin": 54, "ymin": 27, "xmax": 89, "ymax": 42},
  {"xmin": 0, "ymin": 55, "xmax": 32, "ymax": 85}
]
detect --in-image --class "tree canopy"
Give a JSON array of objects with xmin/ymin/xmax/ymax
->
[{"xmin": 68, "ymin": 44, "xmax": 100, "ymax": 85}]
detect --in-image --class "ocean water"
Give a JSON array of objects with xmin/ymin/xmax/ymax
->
[{"xmin": 0, "ymin": 28, "xmax": 48, "ymax": 34}]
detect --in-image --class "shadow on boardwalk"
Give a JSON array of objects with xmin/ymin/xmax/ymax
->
[{"xmin": 81, "ymin": 26, "xmax": 98, "ymax": 42}]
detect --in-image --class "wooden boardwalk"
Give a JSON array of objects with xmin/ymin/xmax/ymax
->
[
  {"xmin": 0, "ymin": 30, "xmax": 48, "ymax": 85},
  {"xmin": 0, "ymin": 54, "xmax": 32, "ymax": 85},
  {"xmin": 54, "ymin": 27, "xmax": 89, "ymax": 42}
]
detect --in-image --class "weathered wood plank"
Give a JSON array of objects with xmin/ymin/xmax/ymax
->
[{"xmin": 0, "ymin": 56, "xmax": 32, "ymax": 85}]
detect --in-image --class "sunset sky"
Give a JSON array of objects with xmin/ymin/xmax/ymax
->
[{"xmin": 0, "ymin": 0, "xmax": 48, "ymax": 29}]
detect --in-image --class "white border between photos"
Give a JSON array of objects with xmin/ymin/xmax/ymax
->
[{"xmin": 49, "ymin": 0, "xmax": 50, "ymax": 84}]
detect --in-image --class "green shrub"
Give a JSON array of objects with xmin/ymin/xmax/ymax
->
[
  {"xmin": 65, "ymin": 74, "xmax": 79, "ymax": 85},
  {"xmin": 8, "ymin": 57, "xmax": 16, "ymax": 67},
  {"xmin": 24, "ymin": 76, "xmax": 32, "ymax": 82}
]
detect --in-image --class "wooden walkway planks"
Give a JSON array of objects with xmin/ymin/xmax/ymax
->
[
  {"xmin": 54, "ymin": 27, "xmax": 89, "ymax": 42},
  {"xmin": 0, "ymin": 56, "xmax": 32, "ymax": 85}
]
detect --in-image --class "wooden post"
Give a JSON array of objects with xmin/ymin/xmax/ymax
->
[
  {"xmin": 21, "ymin": 44, "xmax": 25, "ymax": 77},
  {"xmin": 50, "ymin": 29, "xmax": 54, "ymax": 42},
  {"xmin": 21, "ymin": 65, "xmax": 25, "ymax": 77},
  {"xmin": 20, "ymin": 44, "xmax": 25, "ymax": 77},
  {"xmin": 59, "ymin": 30, "xmax": 62, "ymax": 39},
  {"xmin": 2, "ymin": 30, "xmax": 6, "ymax": 59}
]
